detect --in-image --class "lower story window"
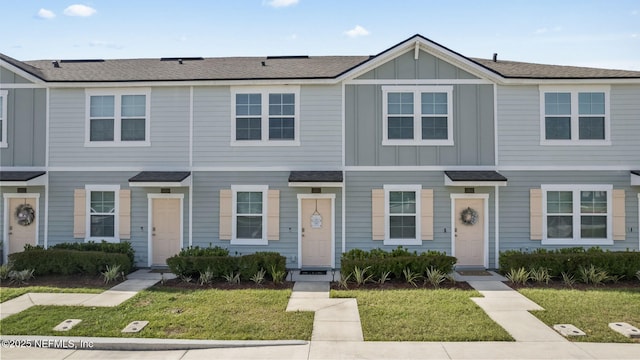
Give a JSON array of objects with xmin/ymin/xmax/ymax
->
[
  {"xmin": 89, "ymin": 190, "xmax": 116, "ymax": 238},
  {"xmin": 384, "ymin": 184, "xmax": 421, "ymax": 245},
  {"xmin": 232, "ymin": 185, "xmax": 268, "ymax": 245},
  {"xmin": 543, "ymin": 185, "xmax": 611, "ymax": 244}
]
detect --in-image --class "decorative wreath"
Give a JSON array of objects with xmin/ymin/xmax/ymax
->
[
  {"xmin": 15, "ymin": 204, "xmax": 35, "ymax": 226},
  {"xmin": 460, "ymin": 207, "xmax": 478, "ymax": 226}
]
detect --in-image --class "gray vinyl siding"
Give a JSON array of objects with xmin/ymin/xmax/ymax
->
[
  {"xmin": 0, "ymin": 67, "xmax": 34, "ymax": 84},
  {"xmin": 498, "ymin": 171, "xmax": 639, "ymax": 253},
  {"xmin": 191, "ymin": 171, "xmax": 343, "ymax": 268},
  {"xmin": 356, "ymin": 50, "xmax": 479, "ymax": 80},
  {"xmin": 48, "ymin": 87, "xmax": 190, "ymax": 167},
  {"xmin": 0, "ymin": 88, "xmax": 46, "ymax": 166},
  {"xmin": 192, "ymin": 85, "xmax": 342, "ymax": 167},
  {"xmin": 47, "ymin": 172, "xmax": 190, "ymax": 267},
  {"xmin": 345, "ymin": 171, "xmax": 498, "ymax": 267},
  {"xmin": 346, "ymin": 84, "xmax": 495, "ymax": 166},
  {"xmin": 0, "ymin": 186, "xmax": 46, "ymax": 249},
  {"xmin": 497, "ymin": 85, "xmax": 640, "ymax": 165}
]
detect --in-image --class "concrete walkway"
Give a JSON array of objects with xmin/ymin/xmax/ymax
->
[{"xmin": 0, "ymin": 269, "xmax": 173, "ymax": 319}]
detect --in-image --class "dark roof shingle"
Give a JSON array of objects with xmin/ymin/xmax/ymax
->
[
  {"xmin": 289, "ymin": 171, "xmax": 343, "ymax": 182},
  {"xmin": 0, "ymin": 171, "xmax": 47, "ymax": 181},
  {"xmin": 129, "ymin": 171, "xmax": 191, "ymax": 182},
  {"xmin": 445, "ymin": 171, "xmax": 507, "ymax": 182}
]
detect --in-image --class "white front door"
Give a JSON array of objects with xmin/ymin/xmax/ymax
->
[
  {"xmin": 150, "ymin": 197, "xmax": 182, "ymax": 266},
  {"xmin": 453, "ymin": 197, "xmax": 486, "ymax": 267},
  {"xmin": 299, "ymin": 196, "xmax": 334, "ymax": 268},
  {"xmin": 7, "ymin": 197, "xmax": 38, "ymax": 255}
]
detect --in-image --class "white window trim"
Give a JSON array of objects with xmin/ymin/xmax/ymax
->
[
  {"xmin": 230, "ymin": 86, "xmax": 301, "ymax": 147},
  {"xmin": 541, "ymin": 184, "xmax": 613, "ymax": 245},
  {"xmin": 85, "ymin": 184, "xmax": 120, "ymax": 243},
  {"xmin": 231, "ymin": 185, "xmax": 269, "ymax": 245},
  {"xmin": 85, "ymin": 88, "xmax": 151, "ymax": 147},
  {"xmin": 539, "ymin": 85, "xmax": 611, "ymax": 146},
  {"xmin": 0, "ymin": 90, "xmax": 8, "ymax": 148},
  {"xmin": 381, "ymin": 85, "xmax": 454, "ymax": 146},
  {"xmin": 383, "ymin": 184, "xmax": 422, "ymax": 245}
]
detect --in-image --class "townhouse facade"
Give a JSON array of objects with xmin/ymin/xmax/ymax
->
[{"xmin": 1, "ymin": 35, "xmax": 639, "ymax": 269}]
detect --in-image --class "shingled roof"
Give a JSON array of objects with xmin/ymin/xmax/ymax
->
[{"xmin": 471, "ymin": 58, "xmax": 640, "ymax": 79}]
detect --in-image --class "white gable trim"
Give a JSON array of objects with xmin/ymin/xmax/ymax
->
[{"xmin": 0, "ymin": 59, "xmax": 46, "ymax": 85}]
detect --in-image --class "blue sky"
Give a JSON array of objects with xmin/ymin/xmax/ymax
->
[{"xmin": 3, "ymin": 0, "xmax": 639, "ymax": 70}]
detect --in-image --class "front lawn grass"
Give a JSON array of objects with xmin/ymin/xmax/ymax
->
[
  {"xmin": 0, "ymin": 287, "xmax": 104, "ymax": 303},
  {"xmin": 519, "ymin": 288, "xmax": 640, "ymax": 343},
  {"xmin": 332, "ymin": 289, "xmax": 513, "ymax": 341},
  {"xmin": 0, "ymin": 288, "xmax": 313, "ymax": 340}
]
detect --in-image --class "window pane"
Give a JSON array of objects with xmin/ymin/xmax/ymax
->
[
  {"xmin": 90, "ymin": 215, "xmax": 115, "ymax": 237},
  {"xmin": 578, "ymin": 92, "xmax": 605, "ymax": 115},
  {"xmin": 269, "ymin": 117, "xmax": 295, "ymax": 140},
  {"xmin": 269, "ymin": 93, "xmax": 295, "ymax": 116},
  {"xmin": 390, "ymin": 216, "xmax": 416, "ymax": 239},
  {"xmin": 422, "ymin": 117, "xmax": 448, "ymax": 140},
  {"xmin": 388, "ymin": 117, "xmax": 414, "ymax": 139},
  {"xmin": 90, "ymin": 119, "xmax": 114, "ymax": 141},
  {"xmin": 236, "ymin": 216, "xmax": 262, "ymax": 239},
  {"xmin": 121, "ymin": 95, "xmax": 146, "ymax": 117},
  {"xmin": 545, "ymin": 117, "xmax": 571, "ymax": 139},
  {"xmin": 580, "ymin": 191, "xmax": 607, "ymax": 214},
  {"xmin": 547, "ymin": 191, "xmax": 572, "ymax": 214},
  {"xmin": 91, "ymin": 191, "xmax": 115, "ymax": 213},
  {"xmin": 236, "ymin": 118, "xmax": 261, "ymax": 140},
  {"xmin": 90, "ymin": 96, "xmax": 114, "ymax": 117},
  {"xmin": 581, "ymin": 216, "xmax": 607, "ymax": 238},
  {"xmin": 236, "ymin": 93, "xmax": 261, "ymax": 116},
  {"xmin": 544, "ymin": 93, "xmax": 571, "ymax": 115},
  {"xmin": 388, "ymin": 92, "xmax": 413, "ymax": 115},
  {"xmin": 579, "ymin": 117, "xmax": 605, "ymax": 140},
  {"xmin": 389, "ymin": 191, "xmax": 416, "ymax": 214},
  {"xmin": 547, "ymin": 215, "xmax": 573, "ymax": 238},
  {"xmin": 237, "ymin": 192, "xmax": 262, "ymax": 214},
  {"xmin": 121, "ymin": 118, "xmax": 145, "ymax": 141},
  {"xmin": 421, "ymin": 92, "xmax": 447, "ymax": 115}
]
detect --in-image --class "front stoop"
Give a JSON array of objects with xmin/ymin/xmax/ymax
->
[{"xmin": 287, "ymin": 281, "xmax": 364, "ymax": 342}]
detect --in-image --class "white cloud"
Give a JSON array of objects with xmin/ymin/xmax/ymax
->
[
  {"xmin": 632, "ymin": 10, "xmax": 638, "ymax": 15},
  {"xmin": 344, "ymin": 25, "xmax": 370, "ymax": 38},
  {"xmin": 89, "ymin": 40, "xmax": 123, "ymax": 49},
  {"xmin": 37, "ymin": 8, "xmax": 56, "ymax": 19},
  {"xmin": 64, "ymin": 4, "xmax": 97, "ymax": 17},
  {"xmin": 287, "ymin": 34, "xmax": 298, "ymax": 40},
  {"xmin": 265, "ymin": 0, "xmax": 299, "ymax": 8}
]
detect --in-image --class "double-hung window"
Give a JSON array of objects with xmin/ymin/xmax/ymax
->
[
  {"xmin": 85, "ymin": 89, "xmax": 151, "ymax": 146},
  {"xmin": 540, "ymin": 86, "xmax": 610, "ymax": 145},
  {"xmin": 231, "ymin": 87, "xmax": 300, "ymax": 146},
  {"xmin": 382, "ymin": 86, "xmax": 453, "ymax": 146},
  {"xmin": 542, "ymin": 184, "xmax": 612, "ymax": 245},
  {"xmin": 231, "ymin": 185, "xmax": 268, "ymax": 245},
  {"xmin": 0, "ymin": 90, "xmax": 7, "ymax": 148},
  {"xmin": 384, "ymin": 184, "xmax": 422, "ymax": 245},
  {"xmin": 86, "ymin": 185, "xmax": 119, "ymax": 242}
]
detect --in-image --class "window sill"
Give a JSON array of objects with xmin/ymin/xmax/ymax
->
[
  {"xmin": 86, "ymin": 237, "xmax": 120, "ymax": 243},
  {"xmin": 383, "ymin": 238, "xmax": 421, "ymax": 246},
  {"xmin": 541, "ymin": 238, "xmax": 613, "ymax": 246},
  {"xmin": 231, "ymin": 238, "xmax": 269, "ymax": 246},
  {"xmin": 84, "ymin": 141, "xmax": 151, "ymax": 148},
  {"xmin": 0, "ymin": 143, "xmax": 7, "ymax": 148},
  {"xmin": 382, "ymin": 140, "xmax": 454, "ymax": 146},
  {"xmin": 540, "ymin": 140, "xmax": 611, "ymax": 146},
  {"xmin": 230, "ymin": 140, "xmax": 300, "ymax": 147}
]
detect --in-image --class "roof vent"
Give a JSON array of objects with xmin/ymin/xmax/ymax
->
[
  {"xmin": 493, "ymin": 53, "xmax": 498, "ymax": 62},
  {"xmin": 160, "ymin": 57, "xmax": 204, "ymax": 62},
  {"xmin": 52, "ymin": 60, "xmax": 60, "ymax": 68},
  {"xmin": 261, "ymin": 61, "xmax": 266, "ymax": 66}
]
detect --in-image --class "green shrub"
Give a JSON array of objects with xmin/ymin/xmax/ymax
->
[
  {"xmin": 505, "ymin": 267, "xmax": 529, "ymax": 285},
  {"xmin": 178, "ymin": 245, "xmax": 229, "ymax": 257},
  {"xmin": 166, "ymin": 251, "xmax": 286, "ymax": 282},
  {"xmin": 9, "ymin": 249, "xmax": 132, "ymax": 276},
  {"xmin": 499, "ymin": 248, "xmax": 640, "ymax": 278},
  {"xmin": 50, "ymin": 241, "xmax": 135, "ymax": 268}
]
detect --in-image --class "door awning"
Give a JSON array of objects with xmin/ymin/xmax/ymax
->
[
  {"xmin": 128, "ymin": 171, "xmax": 191, "ymax": 187},
  {"xmin": 631, "ymin": 171, "xmax": 640, "ymax": 186},
  {"xmin": 444, "ymin": 171, "xmax": 507, "ymax": 187},
  {"xmin": 288, "ymin": 171, "xmax": 343, "ymax": 188},
  {"xmin": 0, "ymin": 171, "xmax": 47, "ymax": 186}
]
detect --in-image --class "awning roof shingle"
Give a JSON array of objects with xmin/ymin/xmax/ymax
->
[
  {"xmin": 0, "ymin": 171, "xmax": 47, "ymax": 181},
  {"xmin": 289, "ymin": 171, "xmax": 343, "ymax": 183}
]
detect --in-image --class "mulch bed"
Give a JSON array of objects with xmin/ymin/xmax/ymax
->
[
  {"xmin": 155, "ymin": 278, "xmax": 294, "ymax": 290},
  {"xmin": 505, "ymin": 280, "xmax": 640, "ymax": 291},
  {"xmin": 0, "ymin": 274, "xmax": 124, "ymax": 289},
  {"xmin": 330, "ymin": 279, "xmax": 473, "ymax": 291}
]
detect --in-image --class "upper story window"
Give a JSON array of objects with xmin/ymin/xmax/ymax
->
[
  {"xmin": 85, "ymin": 88, "xmax": 151, "ymax": 147},
  {"xmin": 542, "ymin": 184, "xmax": 612, "ymax": 245},
  {"xmin": 382, "ymin": 86, "xmax": 453, "ymax": 146},
  {"xmin": 540, "ymin": 86, "xmax": 610, "ymax": 145},
  {"xmin": 231, "ymin": 86, "xmax": 300, "ymax": 146},
  {"xmin": 0, "ymin": 90, "xmax": 7, "ymax": 148}
]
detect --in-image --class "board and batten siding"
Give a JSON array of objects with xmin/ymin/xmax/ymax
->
[
  {"xmin": 47, "ymin": 171, "xmax": 190, "ymax": 267},
  {"xmin": 191, "ymin": 171, "xmax": 343, "ymax": 268},
  {"xmin": 497, "ymin": 85, "xmax": 640, "ymax": 165},
  {"xmin": 345, "ymin": 171, "xmax": 498, "ymax": 266},
  {"xmin": 498, "ymin": 171, "xmax": 639, "ymax": 252},
  {"xmin": 355, "ymin": 50, "xmax": 480, "ymax": 80},
  {"xmin": 48, "ymin": 87, "xmax": 190, "ymax": 167},
  {"xmin": 192, "ymin": 85, "xmax": 343, "ymax": 167},
  {"xmin": 345, "ymin": 84, "xmax": 495, "ymax": 166},
  {"xmin": 0, "ymin": 67, "xmax": 34, "ymax": 84},
  {"xmin": 0, "ymin": 88, "xmax": 46, "ymax": 166}
]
